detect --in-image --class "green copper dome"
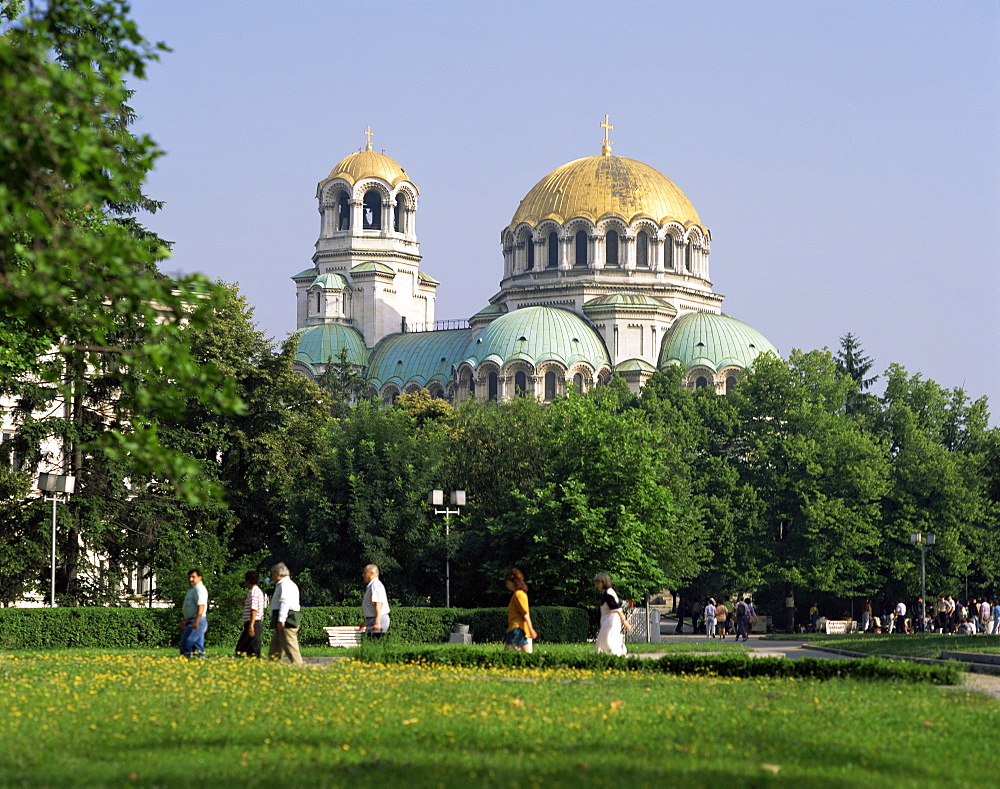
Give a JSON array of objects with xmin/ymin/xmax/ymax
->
[
  {"xmin": 463, "ymin": 306, "xmax": 610, "ymax": 370},
  {"xmin": 584, "ymin": 293, "xmax": 675, "ymax": 312},
  {"xmin": 310, "ymin": 272, "xmax": 348, "ymax": 290},
  {"xmin": 295, "ymin": 324, "xmax": 369, "ymax": 372},
  {"xmin": 658, "ymin": 312, "xmax": 777, "ymax": 372},
  {"xmin": 367, "ymin": 329, "xmax": 473, "ymax": 390}
]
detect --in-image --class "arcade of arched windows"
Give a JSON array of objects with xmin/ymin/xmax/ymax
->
[
  {"xmin": 380, "ymin": 383, "xmax": 401, "ymax": 403},
  {"xmin": 500, "ymin": 219, "xmax": 709, "ymax": 278},
  {"xmin": 318, "ymin": 179, "xmax": 417, "ymax": 239},
  {"xmin": 683, "ymin": 366, "xmax": 742, "ymax": 395},
  {"xmin": 371, "ymin": 361, "xmax": 619, "ymax": 404}
]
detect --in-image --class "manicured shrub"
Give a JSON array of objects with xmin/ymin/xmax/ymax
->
[
  {"xmin": 355, "ymin": 645, "xmax": 964, "ymax": 685},
  {"xmin": 0, "ymin": 604, "xmax": 588, "ymax": 649}
]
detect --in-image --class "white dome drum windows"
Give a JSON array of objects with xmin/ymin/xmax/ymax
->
[
  {"xmin": 635, "ymin": 230, "xmax": 649, "ymax": 269},
  {"xmin": 574, "ymin": 230, "xmax": 588, "ymax": 268},
  {"xmin": 547, "ymin": 232, "xmax": 559, "ymax": 269},
  {"xmin": 337, "ymin": 192, "xmax": 350, "ymax": 231},
  {"xmin": 544, "ymin": 370, "xmax": 557, "ymax": 401},
  {"xmin": 605, "ymin": 229, "xmax": 620, "ymax": 269},
  {"xmin": 362, "ymin": 189, "xmax": 382, "ymax": 230}
]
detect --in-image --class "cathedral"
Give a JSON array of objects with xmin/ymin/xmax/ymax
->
[{"xmin": 292, "ymin": 120, "xmax": 777, "ymax": 401}]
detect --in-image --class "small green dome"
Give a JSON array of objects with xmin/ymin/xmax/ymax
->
[
  {"xmin": 310, "ymin": 272, "xmax": 348, "ymax": 290},
  {"xmin": 658, "ymin": 313, "xmax": 777, "ymax": 372},
  {"xmin": 367, "ymin": 329, "xmax": 472, "ymax": 390},
  {"xmin": 584, "ymin": 293, "xmax": 675, "ymax": 312},
  {"xmin": 295, "ymin": 324, "xmax": 368, "ymax": 370},
  {"xmin": 464, "ymin": 306, "xmax": 610, "ymax": 370}
]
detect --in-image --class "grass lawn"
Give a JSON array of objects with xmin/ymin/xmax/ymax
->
[
  {"xmin": 769, "ymin": 634, "xmax": 1000, "ymax": 660},
  {"xmin": 0, "ymin": 650, "xmax": 994, "ymax": 787}
]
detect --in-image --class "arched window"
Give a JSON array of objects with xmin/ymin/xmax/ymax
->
[
  {"xmin": 315, "ymin": 292, "xmax": 321, "ymax": 314},
  {"xmin": 514, "ymin": 371, "xmax": 527, "ymax": 397},
  {"xmin": 525, "ymin": 236, "xmax": 534, "ymax": 270},
  {"xmin": 544, "ymin": 371, "xmax": 556, "ymax": 401},
  {"xmin": 605, "ymin": 230, "xmax": 619, "ymax": 268},
  {"xmin": 636, "ymin": 231, "xmax": 649, "ymax": 268},
  {"xmin": 547, "ymin": 232, "xmax": 559, "ymax": 269},
  {"xmin": 664, "ymin": 236, "xmax": 674, "ymax": 269},
  {"xmin": 488, "ymin": 372, "xmax": 499, "ymax": 402},
  {"xmin": 725, "ymin": 375, "xmax": 737, "ymax": 394},
  {"xmin": 574, "ymin": 230, "xmax": 588, "ymax": 268},
  {"xmin": 337, "ymin": 192, "xmax": 350, "ymax": 231},
  {"xmin": 573, "ymin": 373, "xmax": 584, "ymax": 391},
  {"xmin": 695, "ymin": 376, "xmax": 708, "ymax": 389},
  {"xmin": 469, "ymin": 376, "xmax": 476, "ymax": 396},
  {"xmin": 393, "ymin": 194, "xmax": 404, "ymax": 232},
  {"xmin": 363, "ymin": 189, "xmax": 381, "ymax": 230},
  {"xmin": 685, "ymin": 240, "xmax": 692, "ymax": 272}
]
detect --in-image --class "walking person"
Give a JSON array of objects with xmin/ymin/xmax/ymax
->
[
  {"xmin": 361, "ymin": 564, "xmax": 391, "ymax": 637},
  {"xmin": 936, "ymin": 596, "xmax": 949, "ymax": 634},
  {"xmin": 894, "ymin": 599, "xmax": 907, "ymax": 634},
  {"xmin": 992, "ymin": 600, "xmax": 1000, "ymax": 636},
  {"xmin": 978, "ymin": 598, "xmax": 991, "ymax": 635},
  {"xmin": 734, "ymin": 597, "xmax": 751, "ymax": 642},
  {"xmin": 704, "ymin": 598, "xmax": 717, "ymax": 638},
  {"xmin": 179, "ymin": 569, "xmax": 208, "ymax": 658},
  {"xmin": 267, "ymin": 563, "xmax": 303, "ymax": 665},
  {"xmin": 593, "ymin": 573, "xmax": 631, "ymax": 656},
  {"xmin": 861, "ymin": 599, "xmax": 873, "ymax": 634},
  {"xmin": 715, "ymin": 600, "xmax": 729, "ymax": 639},
  {"xmin": 503, "ymin": 568, "xmax": 537, "ymax": 654},
  {"xmin": 234, "ymin": 571, "xmax": 265, "ymax": 658}
]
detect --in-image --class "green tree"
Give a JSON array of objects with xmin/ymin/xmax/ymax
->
[
  {"xmin": 729, "ymin": 351, "xmax": 890, "ymax": 630},
  {"xmin": 317, "ymin": 348, "xmax": 370, "ymax": 419},
  {"xmin": 450, "ymin": 387, "xmax": 706, "ymax": 608},
  {"xmin": 873, "ymin": 366, "xmax": 1000, "ymax": 599},
  {"xmin": 285, "ymin": 400, "xmax": 452, "ymax": 605},
  {"xmin": 0, "ymin": 0, "xmax": 239, "ymax": 492}
]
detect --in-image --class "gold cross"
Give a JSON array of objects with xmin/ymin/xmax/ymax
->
[
  {"xmin": 364, "ymin": 125, "xmax": 374, "ymax": 151},
  {"xmin": 600, "ymin": 114, "xmax": 613, "ymax": 155}
]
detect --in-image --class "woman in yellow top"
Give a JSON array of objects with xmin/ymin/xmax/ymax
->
[{"xmin": 503, "ymin": 568, "xmax": 537, "ymax": 653}]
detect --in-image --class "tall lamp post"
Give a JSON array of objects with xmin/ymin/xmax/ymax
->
[
  {"xmin": 910, "ymin": 532, "xmax": 935, "ymax": 632},
  {"xmin": 37, "ymin": 473, "xmax": 76, "ymax": 607},
  {"xmin": 429, "ymin": 489, "xmax": 465, "ymax": 608}
]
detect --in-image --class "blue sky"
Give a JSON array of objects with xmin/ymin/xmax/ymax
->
[{"xmin": 128, "ymin": 1, "xmax": 1000, "ymax": 419}]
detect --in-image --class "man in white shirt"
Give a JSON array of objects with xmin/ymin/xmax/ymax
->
[
  {"xmin": 362, "ymin": 564, "xmax": 391, "ymax": 637},
  {"xmin": 268, "ymin": 562, "xmax": 303, "ymax": 664},
  {"xmin": 703, "ymin": 598, "xmax": 717, "ymax": 638},
  {"xmin": 894, "ymin": 600, "xmax": 907, "ymax": 633},
  {"xmin": 179, "ymin": 569, "xmax": 208, "ymax": 657}
]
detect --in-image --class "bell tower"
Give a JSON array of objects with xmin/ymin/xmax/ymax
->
[{"xmin": 295, "ymin": 129, "xmax": 438, "ymax": 346}]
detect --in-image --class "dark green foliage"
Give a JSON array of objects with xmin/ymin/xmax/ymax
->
[
  {"xmin": 0, "ymin": 605, "xmax": 588, "ymax": 649},
  {"xmin": 358, "ymin": 645, "xmax": 963, "ymax": 685},
  {"xmin": 0, "ymin": 607, "xmax": 177, "ymax": 649}
]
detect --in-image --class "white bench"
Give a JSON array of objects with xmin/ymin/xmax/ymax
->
[{"xmin": 324, "ymin": 626, "xmax": 364, "ymax": 648}]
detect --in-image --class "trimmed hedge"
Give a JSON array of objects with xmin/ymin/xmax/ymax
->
[
  {"xmin": 356, "ymin": 645, "xmax": 965, "ymax": 685},
  {"xmin": 0, "ymin": 605, "xmax": 588, "ymax": 649}
]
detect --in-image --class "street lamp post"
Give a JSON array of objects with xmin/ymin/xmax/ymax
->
[
  {"xmin": 36, "ymin": 473, "xmax": 76, "ymax": 607},
  {"xmin": 909, "ymin": 532, "xmax": 935, "ymax": 632},
  {"xmin": 429, "ymin": 489, "xmax": 465, "ymax": 608}
]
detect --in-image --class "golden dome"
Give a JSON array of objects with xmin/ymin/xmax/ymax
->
[
  {"xmin": 324, "ymin": 149, "xmax": 414, "ymax": 189},
  {"xmin": 509, "ymin": 155, "xmax": 701, "ymax": 230}
]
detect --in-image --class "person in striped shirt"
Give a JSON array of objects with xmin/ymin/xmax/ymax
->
[{"xmin": 234, "ymin": 571, "xmax": 265, "ymax": 658}]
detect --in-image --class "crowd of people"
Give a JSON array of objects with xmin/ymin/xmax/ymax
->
[
  {"xmin": 801, "ymin": 595, "xmax": 1000, "ymax": 635},
  {"xmin": 178, "ymin": 561, "xmax": 392, "ymax": 662}
]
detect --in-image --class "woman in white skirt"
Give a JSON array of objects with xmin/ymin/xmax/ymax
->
[{"xmin": 594, "ymin": 573, "xmax": 631, "ymax": 655}]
